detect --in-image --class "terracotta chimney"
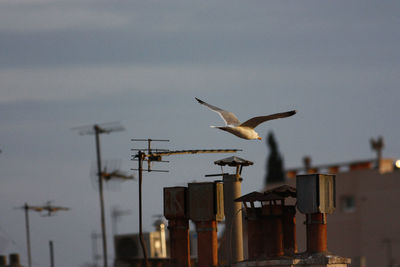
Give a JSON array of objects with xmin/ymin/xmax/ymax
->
[{"xmin": 163, "ymin": 187, "xmax": 191, "ymax": 267}]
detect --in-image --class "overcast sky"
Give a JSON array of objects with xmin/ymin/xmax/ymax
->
[{"xmin": 1, "ymin": 0, "xmax": 399, "ymax": 266}]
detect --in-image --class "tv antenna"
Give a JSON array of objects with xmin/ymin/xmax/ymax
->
[
  {"xmin": 370, "ymin": 136, "xmax": 384, "ymax": 167},
  {"xmin": 37, "ymin": 201, "xmax": 70, "ymax": 217},
  {"xmin": 73, "ymin": 121, "xmax": 125, "ymax": 267},
  {"xmin": 15, "ymin": 202, "xmax": 69, "ymax": 267},
  {"xmin": 90, "ymin": 159, "xmax": 135, "ymax": 191},
  {"xmin": 131, "ymin": 138, "xmax": 241, "ymax": 267}
]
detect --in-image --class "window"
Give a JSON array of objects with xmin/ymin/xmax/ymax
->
[{"xmin": 341, "ymin": 195, "xmax": 356, "ymax": 213}]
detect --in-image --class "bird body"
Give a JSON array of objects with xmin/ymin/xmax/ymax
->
[
  {"xmin": 211, "ymin": 125, "xmax": 260, "ymax": 140},
  {"xmin": 195, "ymin": 97, "xmax": 296, "ymax": 140}
]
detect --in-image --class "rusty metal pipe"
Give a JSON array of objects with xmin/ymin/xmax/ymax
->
[
  {"xmin": 168, "ymin": 219, "xmax": 190, "ymax": 267},
  {"xmin": 164, "ymin": 187, "xmax": 189, "ymax": 267},
  {"xmin": 262, "ymin": 205, "xmax": 284, "ymax": 257},
  {"xmin": 306, "ymin": 213, "xmax": 327, "ymax": 253},
  {"xmin": 246, "ymin": 212, "xmax": 265, "ymax": 259},
  {"xmin": 196, "ymin": 221, "xmax": 218, "ymax": 267}
]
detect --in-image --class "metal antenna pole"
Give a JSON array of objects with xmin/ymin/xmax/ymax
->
[
  {"xmin": 138, "ymin": 151, "xmax": 149, "ymax": 267},
  {"xmin": 74, "ymin": 122, "xmax": 124, "ymax": 267},
  {"xmin": 24, "ymin": 203, "xmax": 32, "ymax": 267},
  {"xmin": 49, "ymin": 240, "xmax": 55, "ymax": 267},
  {"xmin": 18, "ymin": 202, "xmax": 68, "ymax": 267},
  {"xmin": 94, "ymin": 125, "xmax": 108, "ymax": 267}
]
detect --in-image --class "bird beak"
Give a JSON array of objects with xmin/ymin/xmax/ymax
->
[{"xmin": 257, "ymin": 137, "xmax": 262, "ymax": 140}]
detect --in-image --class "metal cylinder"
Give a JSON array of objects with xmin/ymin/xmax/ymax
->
[
  {"xmin": 246, "ymin": 208, "xmax": 265, "ymax": 260},
  {"xmin": 222, "ymin": 174, "xmax": 244, "ymax": 264},
  {"xmin": 168, "ymin": 219, "xmax": 191, "ymax": 267},
  {"xmin": 282, "ymin": 205, "xmax": 297, "ymax": 255},
  {"xmin": 196, "ymin": 220, "xmax": 218, "ymax": 267},
  {"xmin": 306, "ymin": 213, "xmax": 327, "ymax": 253},
  {"xmin": 262, "ymin": 205, "xmax": 284, "ymax": 257}
]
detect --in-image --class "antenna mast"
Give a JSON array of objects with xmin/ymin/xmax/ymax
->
[
  {"xmin": 131, "ymin": 139, "xmax": 170, "ymax": 267},
  {"xmin": 73, "ymin": 122, "xmax": 125, "ymax": 267},
  {"xmin": 16, "ymin": 202, "xmax": 69, "ymax": 267}
]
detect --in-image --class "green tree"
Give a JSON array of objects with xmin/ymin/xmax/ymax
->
[{"xmin": 265, "ymin": 131, "xmax": 285, "ymax": 185}]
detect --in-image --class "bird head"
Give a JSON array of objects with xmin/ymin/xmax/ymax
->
[{"xmin": 251, "ymin": 131, "xmax": 262, "ymax": 140}]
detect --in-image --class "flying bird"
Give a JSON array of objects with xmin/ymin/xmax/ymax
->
[{"xmin": 195, "ymin": 97, "xmax": 296, "ymax": 140}]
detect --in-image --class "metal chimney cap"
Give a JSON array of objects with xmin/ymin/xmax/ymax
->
[{"xmin": 214, "ymin": 156, "xmax": 254, "ymax": 167}]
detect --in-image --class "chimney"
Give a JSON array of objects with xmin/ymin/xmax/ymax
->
[
  {"xmin": 163, "ymin": 186, "xmax": 191, "ymax": 267},
  {"xmin": 188, "ymin": 182, "xmax": 224, "ymax": 267},
  {"xmin": 228, "ymin": 174, "xmax": 351, "ymax": 267},
  {"xmin": 260, "ymin": 194, "xmax": 284, "ymax": 257},
  {"xmin": 296, "ymin": 174, "xmax": 336, "ymax": 253},
  {"xmin": 214, "ymin": 156, "xmax": 253, "ymax": 264},
  {"xmin": 9, "ymin": 254, "xmax": 22, "ymax": 267},
  {"xmin": 0, "ymin": 255, "xmax": 6, "ymax": 267},
  {"xmin": 236, "ymin": 185, "xmax": 297, "ymax": 259}
]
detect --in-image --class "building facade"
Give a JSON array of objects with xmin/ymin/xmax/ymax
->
[{"xmin": 274, "ymin": 160, "xmax": 400, "ymax": 267}]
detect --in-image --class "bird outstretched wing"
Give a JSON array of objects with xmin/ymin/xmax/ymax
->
[
  {"xmin": 240, "ymin": 110, "xmax": 296, "ymax": 129},
  {"xmin": 195, "ymin": 97, "xmax": 241, "ymax": 126}
]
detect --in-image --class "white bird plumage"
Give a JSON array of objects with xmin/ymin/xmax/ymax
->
[{"xmin": 195, "ymin": 97, "xmax": 296, "ymax": 140}]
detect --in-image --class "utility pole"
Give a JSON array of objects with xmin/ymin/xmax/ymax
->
[
  {"xmin": 74, "ymin": 122, "xmax": 125, "ymax": 267},
  {"xmin": 95, "ymin": 125, "xmax": 109, "ymax": 267},
  {"xmin": 24, "ymin": 203, "xmax": 32, "ymax": 267},
  {"xmin": 17, "ymin": 202, "xmax": 69, "ymax": 267},
  {"xmin": 49, "ymin": 240, "xmax": 55, "ymax": 267}
]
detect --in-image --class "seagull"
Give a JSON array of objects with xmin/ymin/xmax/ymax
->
[{"xmin": 195, "ymin": 97, "xmax": 296, "ymax": 140}]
